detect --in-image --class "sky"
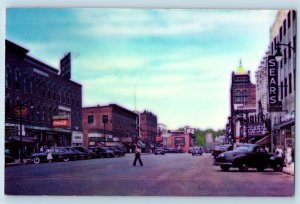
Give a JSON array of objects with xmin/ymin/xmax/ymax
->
[{"xmin": 6, "ymin": 8, "xmax": 278, "ymax": 130}]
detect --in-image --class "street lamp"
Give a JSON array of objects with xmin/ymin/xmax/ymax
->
[{"xmin": 274, "ymin": 42, "xmax": 295, "ymax": 62}]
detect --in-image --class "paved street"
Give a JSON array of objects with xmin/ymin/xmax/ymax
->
[{"xmin": 5, "ymin": 153, "xmax": 294, "ymax": 196}]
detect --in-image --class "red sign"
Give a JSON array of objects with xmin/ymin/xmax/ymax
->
[
  {"xmin": 53, "ymin": 119, "xmax": 70, "ymax": 127},
  {"xmin": 14, "ymin": 106, "xmax": 29, "ymax": 117}
]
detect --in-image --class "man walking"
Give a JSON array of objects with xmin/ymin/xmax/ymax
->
[{"xmin": 133, "ymin": 145, "xmax": 143, "ymax": 167}]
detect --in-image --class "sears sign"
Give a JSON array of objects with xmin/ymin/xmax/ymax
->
[{"xmin": 268, "ymin": 56, "xmax": 282, "ymax": 112}]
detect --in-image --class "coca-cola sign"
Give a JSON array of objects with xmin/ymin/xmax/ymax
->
[{"xmin": 53, "ymin": 119, "xmax": 70, "ymax": 127}]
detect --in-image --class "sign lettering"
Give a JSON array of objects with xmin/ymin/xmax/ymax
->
[{"xmin": 268, "ymin": 56, "xmax": 282, "ymax": 111}]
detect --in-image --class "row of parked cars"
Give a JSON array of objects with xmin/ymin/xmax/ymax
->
[{"xmin": 27, "ymin": 146, "xmax": 126, "ymax": 164}]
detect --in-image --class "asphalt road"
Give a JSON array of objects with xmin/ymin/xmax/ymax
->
[{"xmin": 5, "ymin": 153, "xmax": 294, "ymax": 196}]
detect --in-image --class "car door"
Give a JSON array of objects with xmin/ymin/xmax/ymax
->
[{"xmin": 252, "ymin": 146, "xmax": 269, "ymax": 167}]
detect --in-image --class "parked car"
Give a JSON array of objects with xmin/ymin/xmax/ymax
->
[
  {"xmin": 192, "ymin": 147, "xmax": 203, "ymax": 156},
  {"xmin": 27, "ymin": 147, "xmax": 77, "ymax": 164},
  {"xmin": 214, "ymin": 144, "xmax": 284, "ymax": 172},
  {"xmin": 105, "ymin": 147, "xmax": 125, "ymax": 157},
  {"xmin": 164, "ymin": 148, "xmax": 177, "ymax": 153},
  {"xmin": 212, "ymin": 144, "xmax": 233, "ymax": 158},
  {"xmin": 64, "ymin": 147, "xmax": 85, "ymax": 160},
  {"xmin": 72, "ymin": 146, "xmax": 96, "ymax": 159},
  {"xmin": 88, "ymin": 147, "xmax": 115, "ymax": 158},
  {"xmin": 5, "ymin": 149, "xmax": 15, "ymax": 164},
  {"xmin": 154, "ymin": 147, "xmax": 165, "ymax": 155},
  {"xmin": 188, "ymin": 147, "xmax": 194, "ymax": 154}
]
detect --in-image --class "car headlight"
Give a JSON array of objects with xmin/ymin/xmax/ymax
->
[{"xmin": 220, "ymin": 153, "xmax": 225, "ymax": 157}]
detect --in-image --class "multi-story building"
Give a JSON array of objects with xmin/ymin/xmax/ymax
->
[
  {"xmin": 5, "ymin": 40, "xmax": 83, "ymax": 159},
  {"xmin": 230, "ymin": 61, "xmax": 256, "ymax": 144},
  {"xmin": 82, "ymin": 104, "xmax": 138, "ymax": 152},
  {"xmin": 139, "ymin": 110, "xmax": 157, "ymax": 151},
  {"xmin": 168, "ymin": 130, "xmax": 192, "ymax": 153},
  {"xmin": 268, "ymin": 10, "xmax": 296, "ymax": 150}
]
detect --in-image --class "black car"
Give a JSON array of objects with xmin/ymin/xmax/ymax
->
[
  {"xmin": 164, "ymin": 148, "xmax": 178, "ymax": 153},
  {"xmin": 5, "ymin": 149, "xmax": 15, "ymax": 164},
  {"xmin": 212, "ymin": 144, "xmax": 233, "ymax": 158},
  {"xmin": 72, "ymin": 146, "xmax": 96, "ymax": 159},
  {"xmin": 88, "ymin": 147, "xmax": 115, "ymax": 158},
  {"xmin": 27, "ymin": 147, "xmax": 77, "ymax": 164},
  {"xmin": 154, "ymin": 147, "xmax": 165, "ymax": 155},
  {"xmin": 214, "ymin": 144, "xmax": 284, "ymax": 172},
  {"xmin": 192, "ymin": 147, "xmax": 203, "ymax": 156},
  {"xmin": 64, "ymin": 147, "xmax": 85, "ymax": 160},
  {"xmin": 105, "ymin": 147, "xmax": 125, "ymax": 157}
]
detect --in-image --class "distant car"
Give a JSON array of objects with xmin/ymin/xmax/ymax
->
[
  {"xmin": 88, "ymin": 147, "xmax": 115, "ymax": 158},
  {"xmin": 212, "ymin": 144, "xmax": 233, "ymax": 158},
  {"xmin": 164, "ymin": 148, "xmax": 177, "ymax": 153},
  {"xmin": 154, "ymin": 148, "xmax": 165, "ymax": 155},
  {"xmin": 192, "ymin": 147, "xmax": 203, "ymax": 156},
  {"xmin": 5, "ymin": 149, "xmax": 15, "ymax": 164},
  {"xmin": 27, "ymin": 147, "xmax": 77, "ymax": 164},
  {"xmin": 188, "ymin": 147, "xmax": 194, "ymax": 154},
  {"xmin": 72, "ymin": 146, "xmax": 96, "ymax": 159},
  {"xmin": 105, "ymin": 147, "xmax": 125, "ymax": 157},
  {"xmin": 214, "ymin": 144, "xmax": 284, "ymax": 172}
]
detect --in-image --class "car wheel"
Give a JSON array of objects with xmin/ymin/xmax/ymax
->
[
  {"xmin": 239, "ymin": 162, "xmax": 248, "ymax": 172},
  {"xmin": 273, "ymin": 163, "xmax": 283, "ymax": 172},
  {"xmin": 33, "ymin": 157, "xmax": 41, "ymax": 164},
  {"xmin": 63, "ymin": 157, "xmax": 70, "ymax": 162},
  {"xmin": 221, "ymin": 165, "xmax": 230, "ymax": 171}
]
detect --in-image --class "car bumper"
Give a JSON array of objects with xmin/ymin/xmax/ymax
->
[{"xmin": 213, "ymin": 161, "xmax": 233, "ymax": 166}]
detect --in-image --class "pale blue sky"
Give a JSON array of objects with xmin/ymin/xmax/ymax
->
[{"xmin": 6, "ymin": 8, "xmax": 278, "ymax": 130}]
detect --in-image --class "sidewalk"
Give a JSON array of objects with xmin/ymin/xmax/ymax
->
[
  {"xmin": 5, "ymin": 159, "xmax": 28, "ymax": 166},
  {"xmin": 282, "ymin": 162, "xmax": 294, "ymax": 176}
]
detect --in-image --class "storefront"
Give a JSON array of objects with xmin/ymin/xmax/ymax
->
[{"xmin": 274, "ymin": 113, "xmax": 295, "ymax": 150}]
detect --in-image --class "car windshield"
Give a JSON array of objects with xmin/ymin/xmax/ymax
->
[{"xmin": 235, "ymin": 145, "xmax": 251, "ymax": 152}]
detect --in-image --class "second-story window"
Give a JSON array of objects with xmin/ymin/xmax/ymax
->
[
  {"xmin": 14, "ymin": 69, "xmax": 21, "ymax": 90},
  {"xmin": 5, "ymin": 67, "xmax": 10, "ymax": 87},
  {"xmin": 88, "ymin": 115, "xmax": 94, "ymax": 124}
]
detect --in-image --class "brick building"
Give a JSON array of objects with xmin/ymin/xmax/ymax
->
[
  {"xmin": 139, "ymin": 110, "xmax": 157, "ymax": 151},
  {"xmin": 5, "ymin": 40, "xmax": 83, "ymax": 159},
  {"xmin": 82, "ymin": 104, "xmax": 138, "ymax": 152},
  {"xmin": 168, "ymin": 130, "xmax": 192, "ymax": 153}
]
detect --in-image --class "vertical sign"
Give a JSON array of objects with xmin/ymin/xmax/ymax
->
[
  {"xmin": 60, "ymin": 52, "xmax": 71, "ymax": 79},
  {"xmin": 268, "ymin": 56, "xmax": 282, "ymax": 111}
]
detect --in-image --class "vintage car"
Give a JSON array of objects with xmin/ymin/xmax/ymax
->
[
  {"xmin": 27, "ymin": 147, "xmax": 77, "ymax": 164},
  {"xmin": 214, "ymin": 144, "xmax": 284, "ymax": 172},
  {"xmin": 212, "ymin": 144, "xmax": 233, "ymax": 158},
  {"xmin": 191, "ymin": 147, "xmax": 203, "ymax": 156},
  {"xmin": 154, "ymin": 147, "xmax": 165, "ymax": 155},
  {"xmin": 72, "ymin": 146, "xmax": 97, "ymax": 159},
  {"xmin": 88, "ymin": 147, "xmax": 115, "ymax": 158}
]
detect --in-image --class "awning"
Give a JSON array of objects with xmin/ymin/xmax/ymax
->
[
  {"xmin": 255, "ymin": 135, "xmax": 270, "ymax": 145},
  {"xmin": 273, "ymin": 119, "xmax": 295, "ymax": 130},
  {"xmin": 12, "ymin": 136, "xmax": 36, "ymax": 143}
]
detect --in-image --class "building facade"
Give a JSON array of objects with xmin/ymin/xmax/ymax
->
[
  {"xmin": 139, "ymin": 110, "xmax": 158, "ymax": 150},
  {"xmin": 5, "ymin": 40, "xmax": 83, "ymax": 159},
  {"xmin": 169, "ymin": 130, "xmax": 192, "ymax": 153},
  {"xmin": 230, "ymin": 61, "xmax": 257, "ymax": 144},
  {"xmin": 82, "ymin": 104, "xmax": 138, "ymax": 151},
  {"xmin": 268, "ymin": 10, "xmax": 296, "ymax": 151}
]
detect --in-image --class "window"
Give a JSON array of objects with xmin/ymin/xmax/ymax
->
[
  {"xmin": 294, "ymin": 69, "xmax": 296, "ymax": 91},
  {"xmin": 14, "ymin": 69, "xmax": 21, "ymax": 90},
  {"xmin": 284, "ymin": 49, "xmax": 287, "ymax": 64},
  {"xmin": 88, "ymin": 115, "xmax": 94, "ymax": 124},
  {"xmin": 293, "ymin": 35, "xmax": 296, "ymax": 53},
  {"xmin": 283, "ymin": 20, "xmax": 286, "ymax": 35},
  {"xmin": 293, "ymin": 10, "xmax": 296, "ymax": 20},
  {"xmin": 53, "ymin": 85, "xmax": 56, "ymax": 100},
  {"xmin": 235, "ymin": 90, "xmax": 241, "ymax": 103},
  {"xmin": 5, "ymin": 68, "xmax": 9, "ymax": 87},
  {"xmin": 289, "ymin": 73, "xmax": 292, "ymax": 94},
  {"xmin": 288, "ymin": 42, "xmax": 291, "ymax": 59},
  {"xmin": 284, "ymin": 77, "xmax": 287, "ymax": 97},
  {"xmin": 48, "ymin": 82, "xmax": 51, "ymax": 99},
  {"xmin": 281, "ymin": 81, "xmax": 283, "ymax": 100},
  {"xmin": 280, "ymin": 26, "xmax": 282, "ymax": 41},
  {"xmin": 288, "ymin": 11, "xmax": 291, "ymax": 28},
  {"xmin": 30, "ymin": 77, "xmax": 34, "ymax": 94}
]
